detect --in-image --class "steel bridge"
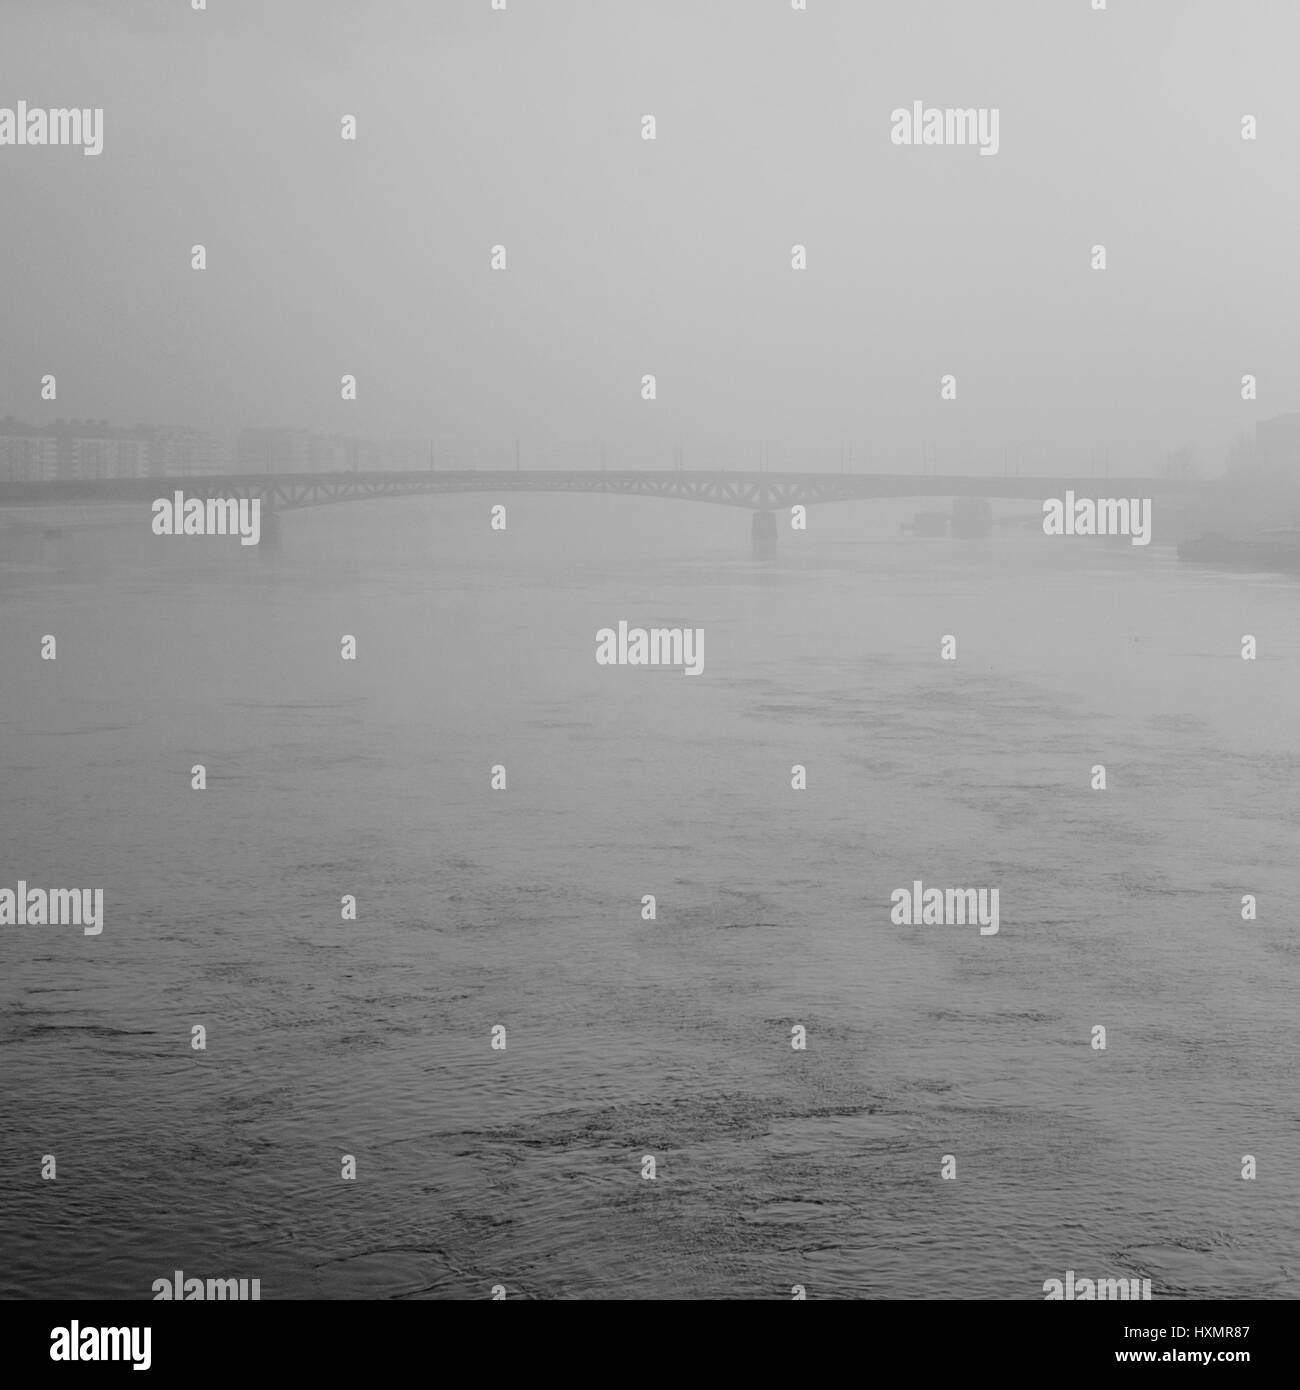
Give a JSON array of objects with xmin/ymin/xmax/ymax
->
[{"xmin": 0, "ymin": 468, "xmax": 1193, "ymax": 512}]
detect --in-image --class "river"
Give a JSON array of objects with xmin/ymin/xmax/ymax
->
[{"xmin": 1, "ymin": 492, "xmax": 1297, "ymax": 1299}]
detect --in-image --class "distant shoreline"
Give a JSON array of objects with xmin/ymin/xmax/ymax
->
[{"xmin": 0, "ymin": 502, "xmax": 139, "ymax": 532}]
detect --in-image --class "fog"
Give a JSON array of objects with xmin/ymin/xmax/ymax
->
[{"xmin": 2, "ymin": 0, "xmax": 1298, "ymax": 473}]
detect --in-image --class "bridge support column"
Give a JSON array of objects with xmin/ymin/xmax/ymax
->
[
  {"xmin": 258, "ymin": 499, "xmax": 281, "ymax": 552},
  {"xmin": 751, "ymin": 507, "xmax": 777, "ymax": 560}
]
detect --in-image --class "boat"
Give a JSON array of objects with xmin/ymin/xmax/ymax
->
[
  {"xmin": 1177, "ymin": 527, "xmax": 1300, "ymax": 573},
  {"xmin": 902, "ymin": 510, "xmax": 949, "ymax": 536},
  {"xmin": 902, "ymin": 498, "xmax": 994, "ymax": 539},
  {"xmin": 951, "ymin": 496, "xmax": 993, "ymax": 538}
]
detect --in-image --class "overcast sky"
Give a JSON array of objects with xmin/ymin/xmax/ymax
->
[{"xmin": 1, "ymin": 0, "xmax": 1296, "ymax": 473}]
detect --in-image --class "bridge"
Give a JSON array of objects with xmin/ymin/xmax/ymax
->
[{"xmin": 0, "ymin": 469, "xmax": 1195, "ymax": 554}]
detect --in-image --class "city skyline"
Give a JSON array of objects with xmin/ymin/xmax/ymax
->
[{"xmin": 1, "ymin": 408, "xmax": 1294, "ymax": 482}]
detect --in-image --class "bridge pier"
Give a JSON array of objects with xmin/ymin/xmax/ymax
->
[
  {"xmin": 258, "ymin": 501, "xmax": 280, "ymax": 552},
  {"xmin": 751, "ymin": 507, "xmax": 777, "ymax": 560}
]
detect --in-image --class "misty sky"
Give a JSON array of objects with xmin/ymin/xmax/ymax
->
[{"xmin": 1, "ymin": 0, "xmax": 1297, "ymax": 474}]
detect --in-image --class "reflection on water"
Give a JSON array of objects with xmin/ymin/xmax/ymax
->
[{"xmin": 1, "ymin": 496, "xmax": 1298, "ymax": 1299}]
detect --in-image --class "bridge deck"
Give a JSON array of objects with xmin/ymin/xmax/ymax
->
[{"xmin": 0, "ymin": 470, "xmax": 1194, "ymax": 511}]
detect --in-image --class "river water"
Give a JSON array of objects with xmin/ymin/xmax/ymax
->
[{"xmin": 1, "ymin": 493, "xmax": 1297, "ymax": 1299}]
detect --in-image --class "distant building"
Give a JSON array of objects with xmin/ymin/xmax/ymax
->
[
  {"xmin": 56, "ymin": 421, "xmax": 152, "ymax": 480},
  {"xmin": 147, "ymin": 426, "xmax": 230, "ymax": 478},
  {"xmin": 353, "ymin": 437, "xmax": 430, "ymax": 471},
  {"xmin": 0, "ymin": 418, "xmax": 58, "ymax": 481},
  {"xmin": 237, "ymin": 426, "xmax": 296, "ymax": 474},
  {"xmin": 309, "ymin": 432, "xmax": 348, "ymax": 472},
  {"xmin": 0, "ymin": 417, "xmax": 151, "ymax": 481},
  {"xmin": 236, "ymin": 428, "xmax": 410, "ymax": 473},
  {"xmin": 1255, "ymin": 413, "xmax": 1300, "ymax": 473},
  {"xmin": 1, "ymin": 416, "xmax": 425, "ymax": 481},
  {"xmin": 237, "ymin": 426, "xmax": 350, "ymax": 473}
]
